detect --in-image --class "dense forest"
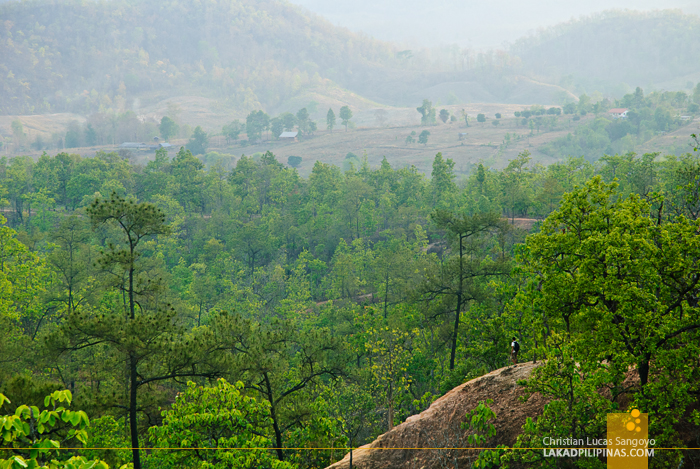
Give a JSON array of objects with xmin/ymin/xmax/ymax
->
[
  {"xmin": 2, "ymin": 0, "xmax": 700, "ymax": 467},
  {"xmin": 511, "ymin": 10, "xmax": 700, "ymax": 95},
  {"xmin": 1, "ymin": 135, "xmax": 699, "ymax": 467}
]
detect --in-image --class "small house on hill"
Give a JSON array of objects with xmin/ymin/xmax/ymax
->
[
  {"xmin": 279, "ymin": 131, "xmax": 298, "ymax": 142},
  {"xmin": 609, "ymin": 108, "xmax": 629, "ymax": 119}
]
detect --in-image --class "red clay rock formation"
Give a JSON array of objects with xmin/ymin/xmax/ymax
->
[{"xmin": 326, "ymin": 362, "xmax": 546, "ymax": 469}]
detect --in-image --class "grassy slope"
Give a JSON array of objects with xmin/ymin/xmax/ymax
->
[
  {"xmin": 233, "ymin": 114, "xmax": 580, "ymax": 177},
  {"xmin": 6, "ymin": 111, "xmax": 695, "ymax": 175},
  {"xmin": 0, "ymin": 113, "xmax": 85, "ymax": 141}
]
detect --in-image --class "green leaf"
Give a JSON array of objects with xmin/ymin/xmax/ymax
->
[
  {"xmin": 75, "ymin": 430, "xmax": 88, "ymax": 445},
  {"xmin": 15, "ymin": 406, "xmax": 29, "ymax": 418},
  {"xmin": 10, "ymin": 456, "xmax": 28, "ymax": 468}
]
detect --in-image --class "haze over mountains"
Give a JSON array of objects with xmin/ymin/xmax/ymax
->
[
  {"xmin": 289, "ymin": 0, "xmax": 700, "ymax": 49},
  {"xmin": 1, "ymin": 0, "xmax": 700, "ymax": 120}
]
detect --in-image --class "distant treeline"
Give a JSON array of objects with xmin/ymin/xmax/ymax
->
[
  {"xmin": 511, "ymin": 10, "xmax": 700, "ymax": 95},
  {"xmin": 0, "ymin": 0, "xmax": 396, "ymax": 115},
  {"xmin": 540, "ymin": 86, "xmax": 700, "ymax": 159}
]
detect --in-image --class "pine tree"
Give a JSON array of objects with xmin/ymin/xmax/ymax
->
[{"xmin": 326, "ymin": 108, "xmax": 336, "ymax": 133}]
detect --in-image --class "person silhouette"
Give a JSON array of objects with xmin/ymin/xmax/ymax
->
[{"xmin": 510, "ymin": 337, "xmax": 520, "ymax": 365}]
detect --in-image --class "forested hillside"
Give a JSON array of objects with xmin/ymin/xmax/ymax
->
[
  {"xmin": 512, "ymin": 10, "xmax": 700, "ymax": 94},
  {"xmin": 4, "ymin": 0, "xmax": 700, "ymax": 120},
  {"xmin": 540, "ymin": 86, "xmax": 700, "ymax": 159},
  {"xmin": 2, "ymin": 1, "xmax": 700, "ymax": 467},
  {"xmin": 0, "ymin": 0, "xmax": 397, "ymax": 115},
  {"xmin": 1, "ymin": 142, "xmax": 699, "ymax": 468}
]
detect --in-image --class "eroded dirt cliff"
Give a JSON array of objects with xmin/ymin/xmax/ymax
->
[{"xmin": 326, "ymin": 361, "xmax": 546, "ymax": 469}]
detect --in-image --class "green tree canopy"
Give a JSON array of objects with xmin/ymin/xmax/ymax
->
[
  {"xmin": 418, "ymin": 130, "xmax": 430, "ymax": 145},
  {"xmin": 0, "ymin": 390, "xmax": 108, "ymax": 469},
  {"xmin": 149, "ymin": 380, "xmax": 294, "ymax": 469},
  {"xmin": 339, "ymin": 106, "xmax": 353, "ymax": 131},
  {"xmin": 417, "ymin": 99, "xmax": 436, "ymax": 125},
  {"xmin": 326, "ymin": 108, "xmax": 336, "ymax": 133},
  {"xmin": 159, "ymin": 116, "xmax": 179, "ymax": 141},
  {"xmin": 222, "ymin": 120, "xmax": 244, "ymax": 143},
  {"xmin": 515, "ymin": 176, "xmax": 700, "ymax": 458},
  {"xmin": 246, "ymin": 110, "xmax": 270, "ymax": 142},
  {"xmin": 186, "ymin": 126, "xmax": 209, "ymax": 155}
]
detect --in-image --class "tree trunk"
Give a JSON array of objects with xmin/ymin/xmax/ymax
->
[
  {"xmin": 128, "ymin": 254, "xmax": 141, "ymax": 469},
  {"xmin": 638, "ymin": 355, "xmax": 650, "ymax": 388},
  {"xmin": 271, "ymin": 411, "xmax": 284, "ymax": 461},
  {"xmin": 450, "ymin": 235, "xmax": 465, "ymax": 370},
  {"xmin": 129, "ymin": 353, "xmax": 141, "ymax": 469},
  {"xmin": 265, "ymin": 373, "xmax": 285, "ymax": 461},
  {"xmin": 449, "ymin": 295, "xmax": 460, "ymax": 370}
]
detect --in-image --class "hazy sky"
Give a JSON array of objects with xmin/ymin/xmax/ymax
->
[{"xmin": 288, "ymin": 0, "xmax": 700, "ymax": 49}]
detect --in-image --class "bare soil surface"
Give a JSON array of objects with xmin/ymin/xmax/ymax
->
[{"xmin": 326, "ymin": 362, "xmax": 546, "ymax": 469}]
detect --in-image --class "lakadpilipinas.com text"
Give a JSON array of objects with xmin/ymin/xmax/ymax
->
[{"xmin": 542, "ymin": 438, "xmax": 655, "ymax": 458}]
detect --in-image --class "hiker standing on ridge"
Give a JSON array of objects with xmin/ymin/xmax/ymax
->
[{"xmin": 510, "ymin": 337, "xmax": 520, "ymax": 365}]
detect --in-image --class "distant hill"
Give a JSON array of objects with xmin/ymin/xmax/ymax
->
[
  {"xmin": 288, "ymin": 0, "xmax": 699, "ymax": 49},
  {"xmin": 511, "ymin": 10, "xmax": 700, "ymax": 94},
  {"xmin": 0, "ymin": 0, "xmax": 582, "ymax": 118},
  {"xmin": 0, "ymin": 0, "xmax": 399, "ymax": 115},
  {"xmin": 2, "ymin": 1, "xmax": 699, "ymax": 120}
]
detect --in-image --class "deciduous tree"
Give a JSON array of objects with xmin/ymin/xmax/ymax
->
[
  {"xmin": 340, "ymin": 106, "xmax": 353, "ymax": 131},
  {"xmin": 418, "ymin": 130, "xmax": 430, "ymax": 146},
  {"xmin": 159, "ymin": 116, "xmax": 178, "ymax": 142},
  {"xmin": 0, "ymin": 390, "xmax": 108, "ymax": 469},
  {"xmin": 212, "ymin": 313, "xmax": 346, "ymax": 462},
  {"xmin": 417, "ymin": 100, "xmax": 436, "ymax": 125},
  {"xmin": 186, "ymin": 126, "xmax": 208, "ymax": 155},
  {"xmin": 246, "ymin": 110, "xmax": 270, "ymax": 142},
  {"xmin": 222, "ymin": 120, "xmax": 244, "ymax": 143},
  {"xmin": 515, "ymin": 177, "xmax": 700, "ymax": 455},
  {"xmin": 419, "ymin": 211, "xmax": 508, "ymax": 370},
  {"xmin": 149, "ymin": 380, "xmax": 294, "ymax": 469}
]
